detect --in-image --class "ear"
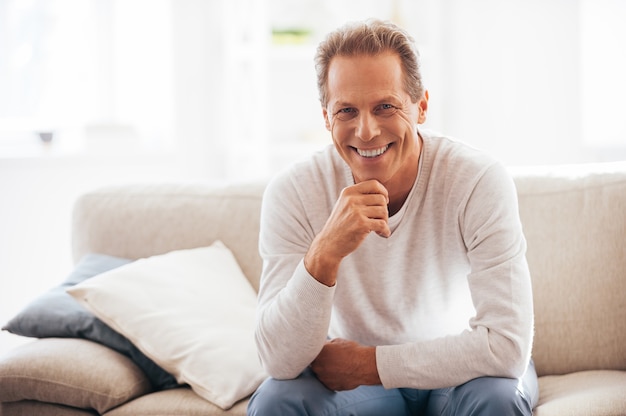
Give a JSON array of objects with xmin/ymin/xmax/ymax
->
[
  {"xmin": 417, "ymin": 90, "xmax": 429, "ymax": 124},
  {"xmin": 323, "ymin": 107, "xmax": 331, "ymax": 131}
]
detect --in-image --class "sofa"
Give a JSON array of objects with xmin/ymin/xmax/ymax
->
[{"xmin": 1, "ymin": 161, "xmax": 625, "ymax": 415}]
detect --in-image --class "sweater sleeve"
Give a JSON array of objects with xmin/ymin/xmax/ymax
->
[
  {"xmin": 254, "ymin": 171, "xmax": 336, "ymax": 379},
  {"xmin": 376, "ymin": 162, "xmax": 534, "ymax": 389}
]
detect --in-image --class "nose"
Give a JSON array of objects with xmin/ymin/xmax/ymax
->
[{"xmin": 355, "ymin": 112, "xmax": 380, "ymax": 142}]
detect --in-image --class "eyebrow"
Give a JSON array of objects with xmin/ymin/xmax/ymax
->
[
  {"xmin": 330, "ymin": 96, "xmax": 402, "ymax": 110},
  {"xmin": 329, "ymin": 101, "xmax": 354, "ymax": 110}
]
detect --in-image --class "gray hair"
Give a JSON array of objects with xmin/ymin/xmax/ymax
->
[{"xmin": 314, "ymin": 19, "xmax": 424, "ymax": 107}]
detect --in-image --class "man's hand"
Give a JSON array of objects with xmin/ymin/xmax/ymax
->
[
  {"xmin": 304, "ymin": 180, "xmax": 390, "ymax": 286},
  {"xmin": 310, "ymin": 338, "xmax": 381, "ymax": 391}
]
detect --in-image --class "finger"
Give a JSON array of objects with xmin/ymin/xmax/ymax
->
[
  {"xmin": 362, "ymin": 205, "xmax": 388, "ymax": 220},
  {"xmin": 354, "ymin": 180, "xmax": 389, "ymax": 204},
  {"xmin": 361, "ymin": 193, "xmax": 389, "ymax": 208},
  {"xmin": 371, "ymin": 218, "xmax": 391, "ymax": 238}
]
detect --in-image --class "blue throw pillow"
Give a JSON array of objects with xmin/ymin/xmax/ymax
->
[{"xmin": 2, "ymin": 253, "xmax": 178, "ymax": 390}]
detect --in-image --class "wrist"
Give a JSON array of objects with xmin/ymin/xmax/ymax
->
[
  {"xmin": 304, "ymin": 240, "xmax": 342, "ymax": 287},
  {"xmin": 360, "ymin": 346, "xmax": 381, "ymax": 385}
]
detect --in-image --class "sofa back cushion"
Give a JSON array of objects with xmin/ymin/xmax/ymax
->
[
  {"xmin": 72, "ymin": 182, "xmax": 266, "ymax": 292},
  {"xmin": 512, "ymin": 162, "xmax": 626, "ymax": 376}
]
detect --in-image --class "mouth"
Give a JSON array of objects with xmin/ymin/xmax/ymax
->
[{"xmin": 355, "ymin": 144, "xmax": 390, "ymax": 158}]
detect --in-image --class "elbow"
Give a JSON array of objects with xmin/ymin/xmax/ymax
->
[
  {"xmin": 499, "ymin": 352, "xmax": 529, "ymax": 379},
  {"xmin": 255, "ymin": 330, "xmax": 309, "ymax": 381},
  {"xmin": 257, "ymin": 352, "xmax": 307, "ymax": 381},
  {"xmin": 262, "ymin": 361, "xmax": 304, "ymax": 381},
  {"xmin": 489, "ymin": 331, "xmax": 533, "ymax": 379}
]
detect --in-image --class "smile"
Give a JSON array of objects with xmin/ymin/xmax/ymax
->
[{"xmin": 356, "ymin": 145, "xmax": 389, "ymax": 158}]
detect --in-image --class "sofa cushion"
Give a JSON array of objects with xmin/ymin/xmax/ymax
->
[
  {"xmin": 1, "ymin": 400, "xmax": 97, "ymax": 416},
  {"xmin": 1, "ymin": 253, "xmax": 177, "ymax": 390},
  {"xmin": 534, "ymin": 370, "xmax": 626, "ymax": 415},
  {"xmin": 67, "ymin": 242, "xmax": 267, "ymax": 410},
  {"xmin": 0, "ymin": 338, "xmax": 152, "ymax": 414},
  {"xmin": 105, "ymin": 387, "xmax": 249, "ymax": 416},
  {"xmin": 513, "ymin": 162, "xmax": 626, "ymax": 376}
]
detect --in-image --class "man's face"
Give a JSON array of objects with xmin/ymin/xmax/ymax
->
[{"xmin": 323, "ymin": 52, "xmax": 428, "ymax": 187}]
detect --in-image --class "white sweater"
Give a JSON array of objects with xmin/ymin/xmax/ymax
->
[{"xmin": 255, "ymin": 131, "xmax": 534, "ymax": 389}]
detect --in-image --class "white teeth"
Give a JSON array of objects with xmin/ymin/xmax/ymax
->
[{"xmin": 357, "ymin": 145, "xmax": 389, "ymax": 158}]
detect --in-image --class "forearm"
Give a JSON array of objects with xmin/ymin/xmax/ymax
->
[
  {"xmin": 255, "ymin": 260, "xmax": 336, "ymax": 379},
  {"xmin": 377, "ymin": 322, "xmax": 532, "ymax": 390}
]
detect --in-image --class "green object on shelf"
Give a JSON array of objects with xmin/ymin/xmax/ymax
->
[{"xmin": 271, "ymin": 28, "xmax": 312, "ymax": 44}]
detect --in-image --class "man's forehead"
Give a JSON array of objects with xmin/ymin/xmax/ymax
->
[
  {"xmin": 326, "ymin": 53, "xmax": 404, "ymax": 91},
  {"xmin": 326, "ymin": 61, "xmax": 409, "ymax": 110}
]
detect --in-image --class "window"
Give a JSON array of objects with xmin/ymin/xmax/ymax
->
[{"xmin": 0, "ymin": 0, "xmax": 173, "ymax": 154}]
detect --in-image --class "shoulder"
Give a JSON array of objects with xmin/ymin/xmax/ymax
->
[
  {"xmin": 421, "ymin": 130, "xmax": 512, "ymax": 193},
  {"xmin": 419, "ymin": 131, "xmax": 518, "ymax": 222},
  {"xmin": 423, "ymin": 131, "xmax": 500, "ymax": 175}
]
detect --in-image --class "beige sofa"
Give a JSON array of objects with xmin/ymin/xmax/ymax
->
[{"xmin": 1, "ymin": 161, "xmax": 625, "ymax": 415}]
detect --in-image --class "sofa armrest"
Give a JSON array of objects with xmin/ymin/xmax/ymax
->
[{"xmin": 71, "ymin": 182, "xmax": 266, "ymax": 292}]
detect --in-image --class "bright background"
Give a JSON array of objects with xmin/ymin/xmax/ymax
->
[{"xmin": 1, "ymin": 0, "xmax": 625, "ymax": 353}]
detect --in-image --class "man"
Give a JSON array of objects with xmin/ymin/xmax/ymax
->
[{"xmin": 248, "ymin": 19, "xmax": 539, "ymax": 415}]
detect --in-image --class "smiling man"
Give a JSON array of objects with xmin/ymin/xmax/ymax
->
[{"xmin": 248, "ymin": 19, "xmax": 539, "ymax": 415}]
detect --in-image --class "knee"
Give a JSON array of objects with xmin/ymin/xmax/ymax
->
[
  {"xmin": 247, "ymin": 371, "xmax": 328, "ymax": 416},
  {"xmin": 248, "ymin": 377, "xmax": 302, "ymax": 415},
  {"xmin": 453, "ymin": 377, "xmax": 532, "ymax": 416}
]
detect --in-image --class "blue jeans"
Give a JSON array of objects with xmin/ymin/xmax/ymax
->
[{"xmin": 247, "ymin": 361, "xmax": 538, "ymax": 415}]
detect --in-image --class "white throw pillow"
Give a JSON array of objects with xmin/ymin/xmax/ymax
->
[{"xmin": 67, "ymin": 241, "xmax": 266, "ymax": 410}]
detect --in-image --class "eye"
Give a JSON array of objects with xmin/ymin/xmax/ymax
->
[
  {"xmin": 374, "ymin": 103, "xmax": 398, "ymax": 117},
  {"xmin": 334, "ymin": 107, "xmax": 358, "ymax": 121}
]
